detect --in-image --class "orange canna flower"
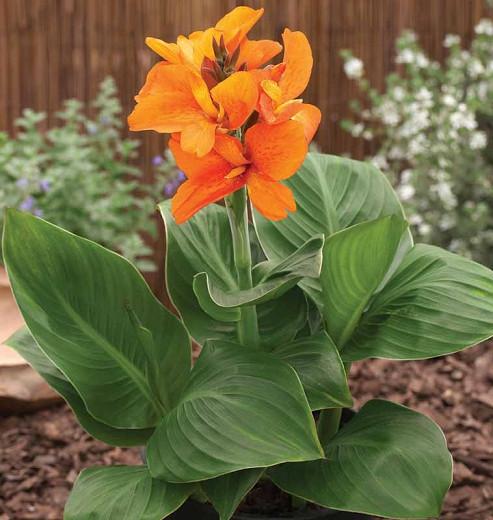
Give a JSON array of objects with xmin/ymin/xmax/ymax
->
[
  {"xmin": 128, "ymin": 5, "xmax": 321, "ymax": 223},
  {"xmin": 257, "ymin": 29, "xmax": 321, "ymax": 143},
  {"xmin": 169, "ymin": 120, "xmax": 308, "ymax": 223},
  {"xmin": 128, "ymin": 63, "xmax": 258, "ymax": 157},
  {"xmin": 145, "ymin": 7, "xmax": 281, "ymax": 78}
]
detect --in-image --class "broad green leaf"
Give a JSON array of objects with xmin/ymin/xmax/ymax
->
[
  {"xmin": 202, "ymin": 468, "xmax": 263, "ymax": 520},
  {"xmin": 254, "ymin": 153, "xmax": 409, "ymax": 308},
  {"xmin": 147, "ymin": 341, "xmax": 323, "ymax": 483},
  {"xmin": 160, "ymin": 201, "xmax": 307, "ymax": 346},
  {"xmin": 64, "ymin": 466, "xmax": 194, "ymax": 520},
  {"xmin": 321, "ymin": 216, "xmax": 408, "ymax": 346},
  {"xmin": 3, "ymin": 210, "xmax": 190, "ymax": 428},
  {"xmin": 267, "ymin": 332, "xmax": 352, "ymax": 410},
  {"xmin": 342, "ymin": 244, "xmax": 493, "ymax": 361},
  {"xmin": 193, "ymin": 235, "xmax": 323, "ymax": 310},
  {"xmin": 269, "ymin": 400, "xmax": 452, "ymax": 519},
  {"xmin": 6, "ymin": 328, "xmax": 153, "ymax": 446}
]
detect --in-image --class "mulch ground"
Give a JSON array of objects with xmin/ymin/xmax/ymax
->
[{"xmin": 1, "ymin": 342, "xmax": 492, "ymax": 520}]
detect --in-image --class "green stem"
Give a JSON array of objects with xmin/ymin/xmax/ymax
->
[
  {"xmin": 225, "ymin": 187, "xmax": 259, "ymax": 347},
  {"xmin": 317, "ymin": 408, "xmax": 342, "ymax": 446}
]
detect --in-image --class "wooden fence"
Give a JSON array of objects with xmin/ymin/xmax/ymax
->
[{"xmin": 0, "ymin": 0, "xmax": 491, "ymax": 292}]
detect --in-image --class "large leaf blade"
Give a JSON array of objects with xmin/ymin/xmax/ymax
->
[
  {"xmin": 6, "ymin": 328, "xmax": 153, "ymax": 446},
  {"xmin": 147, "ymin": 341, "xmax": 324, "ymax": 483},
  {"xmin": 269, "ymin": 400, "xmax": 452, "ymax": 519},
  {"xmin": 321, "ymin": 216, "xmax": 408, "ymax": 346},
  {"xmin": 254, "ymin": 153, "xmax": 409, "ymax": 308},
  {"xmin": 64, "ymin": 466, "xmax": 193, "ymax": 520},
  {"xmin": 342, "ymin": 244, "xmax": 493, "ymax": 361},
  {"xmin": 3, "ymin": 210, "xmax": 190, "ymax": 428},
  {"xmin": 267, "ymin": 332, "xmax": 352, "ymax": 410}
]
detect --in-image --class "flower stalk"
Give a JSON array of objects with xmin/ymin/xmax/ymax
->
[{"xmin": 225, "ymin": 187, "xmax": 259, "ymax": 347}]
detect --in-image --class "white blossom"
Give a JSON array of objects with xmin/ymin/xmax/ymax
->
[
  {"xmin": 401, "ymin": 169, "xmax": 413, "ymax": 184},
  {"xmin": 468, "ymin": 59, "xmax": 485, "ymax": 78},
  {"xmin": 392, "ymin": 86, "xmax": 406, "ymax": 101},
  {"xmin": 439, "ymin": 214, "xmax": 455, "ymax": 231},
  {"xmin": 415, "ymin": 53, "xmax": 430, "ymax": 68},
  {"xmin": 396, "ymin": 49, "xmax": 415, "ymax": 64},
  {"xmin": 444, "ymin": 34, "xmax": 460, "ymax": 48},
  {"xmin": 409, "ymin": 214, "xmax": 423, "ymax": 226},
  {"xmin": 475, "ymin": 19, "xmax": 493, "ymax": 36},
  {"xmin": 470, "ymin": 131, "xmax": 487, "ymax": 150},
  {"xmin": 397, "ymin": 183, "xmax": 415, "ymax": 201},
  {"xmin": 433, "ymin": 181, "xmax": 457, "ymax": 209},
  {"xmin": 351, "ymin": 123, "xmax": 364, "ymax": 137},
  {"xmin": 419, "ymin": 223, "xmax": 432, "ymax": 235},
  {"xmin": 371, "ymin": 155, "xmax": 389, "ymax": 170},
  {"xmin": 344, "ymin": 57, "xmax": 364, "ymax": 79},
  {"xmin": 450, "ymin": 104, "xmax": 477, "ymax": 130},
  {"xmin": 442, "ymin": 94, "xmax": 456, "ymax": 107}
]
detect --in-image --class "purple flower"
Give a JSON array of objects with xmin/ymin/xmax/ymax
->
[
  {"xmin": 16, "ymin": 178, "xmax": 29, "ymax": 189},
  {"xmin": 164, "ymin": 183, "xmax": 175, "ymax": 197},
  {"xmin": 152, "ymin": 155, "xmax": 164, "ymax": 167},
  {"xmin": 177, "ymin": 170, "xmax": 186, "ymax": 182},
  {"xmin": 33, "ymin": 208, "xmax": 44, "ymax": 218},
  {"xmin": 39, "ymin": 179, "xmax": 50, "ymax": 192},
  {"xmin": 19, "ymin": 196, "xmax": 35, "ymax": 212}
]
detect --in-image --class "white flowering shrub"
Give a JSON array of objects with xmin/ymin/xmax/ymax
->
[
  {"xmin": 341, "ymin": 19, "xmax": 493, "ymax": 265},
  {"xmin": 0, "ymin": 78, "xmax": 181, "ymax": 271}
]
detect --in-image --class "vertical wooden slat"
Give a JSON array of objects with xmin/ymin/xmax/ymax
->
[{"xmin": 0, "ymin": 0, "xmax": 491, "ymax": 294}]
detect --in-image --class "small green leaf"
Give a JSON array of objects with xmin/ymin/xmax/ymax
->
[
  {"xmin": 3, "ymin": 210, "xmax": 190, "ymax": 428},
  {"xmin": 320, "ymin": 216, "xmax": 408, "ymax": 346},
  {"xmin": 202, "ymin": 468, "xmax": 263, "ymax": 520},
  {"xmin": 7, "ymin": 328, "xmax": 153, "ymax": 446},
  {"xmin": 254, "ymin": 153, "xmax": 408, "ymax": 309},
  {"xmin": 342, "ymin": 244, "xmax": 493, "ymax": 361},
  {"xmin": 147, "ymin": 340, "xmax": 323, "ymax": 483},
  {"xmin": 64, "ymin": 466, "xmax": 194, "ymax": 520},
  {"xmin": 193, "ymin": 235, "xmax": 323, "ymax": 311},
  {"xmin": 269, "ymin": 400, "xmax": 452, "ymax": 519},
  {"xmin": 267, "ymin": 332, "xmax": 352, "ymax": 410}
]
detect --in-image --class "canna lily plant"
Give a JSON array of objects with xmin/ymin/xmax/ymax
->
[{"xmin": 4, "ymin": 6, "xmax": 493, "ymax": 520}]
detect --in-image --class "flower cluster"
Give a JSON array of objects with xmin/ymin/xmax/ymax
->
[
  {"xmin": 341, "ymin": 19, "xmax": 493, "ymax": 265},
  {"xmin": 129, "ymin": 6, "xmax": 321, "ymax": 223}
]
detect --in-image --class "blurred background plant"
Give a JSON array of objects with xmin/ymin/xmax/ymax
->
[
  {"xmin": 341, "ymin": 18, "xmax": 493, "ymax": 265},
  {"xmin": 0, "ymin": 77, "xmax": 181, "ymax": 271}
]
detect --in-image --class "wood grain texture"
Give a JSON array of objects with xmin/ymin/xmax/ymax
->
[{"xmin": 0, "ymin": 0, "xmax": 490, "ymax": 295}]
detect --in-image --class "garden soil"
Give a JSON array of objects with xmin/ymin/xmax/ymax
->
[{"xmin": 1, "ymin": 342, "xmax": 492, "ymax": 520}]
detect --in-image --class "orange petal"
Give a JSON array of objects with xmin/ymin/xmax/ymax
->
[
  {"xmin": 179, "ymin": 119, "xmax": 218, "ymax": 157},
  {"xmin": 292, "ymin": 103, "xmax": 322, "ymax": 143},
  {"xmin": 189, "ymin": 72, "xmax": 218, "ymax": 119},
  {"xmin": 215, "ymin": 6, "xmax": 264, "ymax": 47},
  {"xmin": 172, "ymin": 176, "xmax": 246, "ymax": 224},
  {"xmin": 214, "ymin": 134, "xmax": 249, "ymax": 166},
  {"xmin": 169, "ymin": 137, "xmax": 231, "ymax": 182},
  {"xmin": 261, "ymin": 80, "xmax": 283, "ymax": 104},
  {"xmin": 238, "ymin": 38, "xmax": 282, "ymax": 70},
  {"xmin": 245, "ymin": 120, "xmax": 308, "ymax": 180},
  {"xmin": 247, "ymin": 172, "xmax": 296, "ymax": 221},
  {"xmin": 278, "ymin": 29, "xmax": 313, "ymax": 102},
  {"xmin": 128, "ymin": 63, "xmax": 203, "ymax": 133},
  {"xmin": 258, "ymin": 93, "xmax": 277, "ymax": 124},
  {"xmin": 211, "ymin": 72, "xmax": 258, "ymax": 129},
  {"xmin": 145, "ymin": 37, "xmax": 182, "ymax": 64}
]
